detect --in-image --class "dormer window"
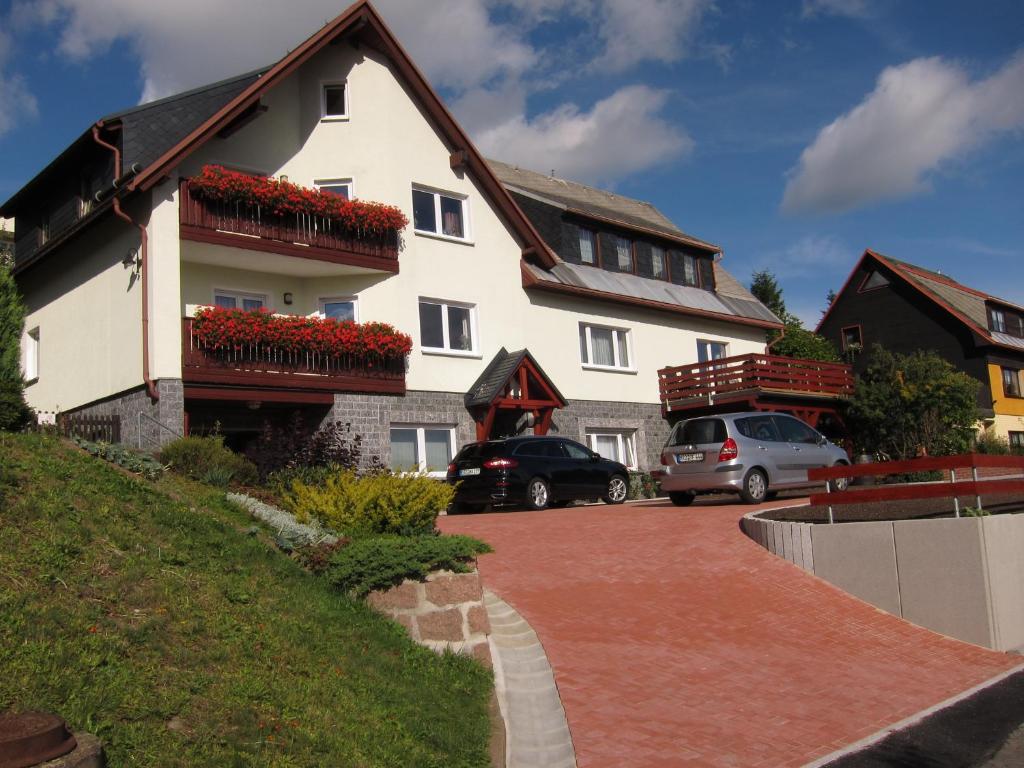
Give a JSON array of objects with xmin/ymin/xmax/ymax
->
[
  {"xmin": 614, "ymin": 236, "xmax": 633, "ymax": 271},
  {"xmin": 579, "ymin": 227, "xmax": 597, "ymax": 265},
  {"xmin": 989, "ymin": 307, "xmax": 1007, "ymax": 333},
  {"xmin": 651, "ymin": 245, "xmax": 666, "ymax": 279},
  {"xmin": 321, "ymin": 82, "xmax": 348, "ymax": 120}
]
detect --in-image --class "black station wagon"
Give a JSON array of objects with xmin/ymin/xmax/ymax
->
[{"xmin": 446, "ymin": 436, "xmax": 630, "ymax": 512}]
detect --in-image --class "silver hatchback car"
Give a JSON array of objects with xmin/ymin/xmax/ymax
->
[{"xmin": 657, "ymin": 412, "xmax": 850, "ymax": 505}]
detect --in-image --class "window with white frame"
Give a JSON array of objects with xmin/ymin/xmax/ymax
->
[
  {"xmin": 389, "ymin": 425, "xmax": 456, "ymax": 475},
  {"xmin": 319, "ymin": 296, "xmax": 358, "ymax": 322},
  {"xmin": 586, "ymin": 429, "xmax": 638, "ymax": 469},
  {"xmin": 314, "ymin": 178, "xmax": 353, "ymax": 200},
  {"xmin": 24, "ymin": 327, "xmax": 39, "ymax": 381},
  {"xmin": 321, "ymin": 82, "xmax": 348, "ymax": 119},
  {"xmin": 418, "ymin": 298, "xmax": 477, "ymax": 354},
  {"xmin": 579, "ymin": 323, "xmax": 632, "ymax": 370},
  {"xmin": 411, "ymin": 186, "xmax": 469, "ymax": 240},
  {"xmin": 579, "ymin": 227, "xmax": 597, "ymax": 265},
  {"xmin": 214, "ymin": 290, "xmax": 267, "ymax": 311},
  {"xmin": 697, "ymin": 340, "xmax": 728, "ymax": 363},
  {"xmin": 1010, "ymin": 432, "xmax": 1024, "ymax": 451},
  {"xmin": 651, "ymin": 245, "xmax": 666, "ymax": 279}
]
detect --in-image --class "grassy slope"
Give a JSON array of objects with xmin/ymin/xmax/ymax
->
[{"xmin": 0, "ymin": 433, "xmax": 492, "ymax": 767}]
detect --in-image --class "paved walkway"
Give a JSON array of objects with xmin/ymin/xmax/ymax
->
[{"xmin": 439, "ymin": 498, "xmax": 1021, "ymax": 768}]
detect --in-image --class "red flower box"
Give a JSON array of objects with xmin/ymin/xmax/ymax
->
[
  {"xmin": 188, "ymin": 165, "xmax": 409, "ymax": 237},
  {"xmin": 191, "ymin": 306, "xmax": 413, "ymax": 364}
]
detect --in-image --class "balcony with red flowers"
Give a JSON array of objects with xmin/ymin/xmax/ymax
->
[
  {"xmin": 179, "ymin": 166, "xmax": 407, "ymax": 275},
  {"xmin": 182, "ymin": 307, "xmax": 411, "ymax": 403}
]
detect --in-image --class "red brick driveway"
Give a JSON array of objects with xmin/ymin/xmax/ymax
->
[{"xmin": 439, "ymin": 498, "xmax": 1021, "ymax": 768}]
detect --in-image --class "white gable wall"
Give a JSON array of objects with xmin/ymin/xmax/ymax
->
[{"xmin": 152, "ymin": 38, "xmax": 765, "ymax": 405}]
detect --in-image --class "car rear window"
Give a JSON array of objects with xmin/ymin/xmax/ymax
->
[
  {"xmin": 671, "ymin": 418, "xmax": 726, "ymax": 446},
  {"xmin": 454, "ymin": 442, "xmax": 506, "ymax": 461}
]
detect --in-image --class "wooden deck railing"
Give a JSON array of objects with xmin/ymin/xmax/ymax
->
[
  {"xmin": 182, "ymin": 318, "xmax": 406, "ymax": 395},
  {"xmin": 178, "ymin": 179, "xmax": 400, "ymax": 269},
  {"xmin": 808, "ymin": 454, "xmax": 1024, "ymax": 523},
  {"xmin": 658, "ymin": 354, "xmax": 854, "ymax": 410}
]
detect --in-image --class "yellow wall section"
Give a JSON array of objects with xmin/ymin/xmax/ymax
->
[{"xmin": 989, "ymin": 364, "xmax": 1024, "ymax": 417}]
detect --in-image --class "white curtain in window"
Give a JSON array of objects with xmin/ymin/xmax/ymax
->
[
  {"xmin": 447, "ymin": 306, "xmax": 472, "ymax": 350},
  {"xmin": 424, "ymin": 430, "xmax": 452, "ymax": 471},
  {"xmin": 616, "ymin": 237, "xmax": 632, "ymax": 270},
  {"xmin": 590, "ymin": 327, "xmax": 615, "ymax": 366},
  {"xmin": 593, "ymin": 434, "xmax": 620, "ymax": 463},
  {"xmin": 390, "ymin": 429, "xmax": 418, "ymax": 471},
  {"xmin": 616, "ymin": 332, "xmax": 629, "ymax": 367},
  {"xmin": 579, "ymin": 229, "xmax": 596, "ymax": 264}
]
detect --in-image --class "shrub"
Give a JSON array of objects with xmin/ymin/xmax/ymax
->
[
  {"xmin": 283, "ymin": 471, "xmax": 454, "ymax": 536},
  {"xmin": 160, "ymin": 436, "xmax": 258, "ymax": 486},
  {"xmin": 72, "ymin": 436, "xmax": 165, "ymax": 480},
  {"xmin": 628, "ymin": 471, "xmax": 661, "ymax": 500},
  {"xmin": 0, "ymin": 262, "xmax": 30, "ymax": 431},
  {"xmin": 246, "ymin": 413, "xmax": 383, "ymax": 479},
  {"xmin": 326, "ymin": 535, "xmax": 491, "ymax": 597},
  {"xmin": 975, "ymin": 429, "xmax": 1011, "ymax": 455}
]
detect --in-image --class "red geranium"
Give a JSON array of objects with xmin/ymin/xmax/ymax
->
[
  {"xmin": 188, "ymin": 165, "xmax": 409, "ymax": 237},
  {"xmin": 191, "ymin": 306, "xmax": 413, "ymax": 364}
]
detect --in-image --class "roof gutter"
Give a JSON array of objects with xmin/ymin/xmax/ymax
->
[{"xmin": 92, "ymin": 124, "xmax": 159, "ymax": 402}]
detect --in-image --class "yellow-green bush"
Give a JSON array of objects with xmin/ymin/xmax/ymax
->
[{"xmin": 284, "ymin": 470, "xmax": 454, "ymax": 536}]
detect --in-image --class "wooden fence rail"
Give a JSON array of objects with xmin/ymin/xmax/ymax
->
[{"xmin": 58, "ymin": 414, "xmax": 121, "ymax": 444}]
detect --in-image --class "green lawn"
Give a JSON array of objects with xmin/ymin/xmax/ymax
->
[{"xmin": 0, "ymin": 432, "xmax": 492, "ymax": 767}]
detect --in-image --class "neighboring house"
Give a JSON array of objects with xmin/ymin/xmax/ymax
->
[
  {"xmin": 819, "ymin": 249, "xmax": 1024, "ymax": 447},
  {"xmin": 1, "ymin": 0, "xmax": 780, "ymax": 472}
]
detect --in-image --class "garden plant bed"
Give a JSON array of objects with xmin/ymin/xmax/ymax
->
[{"xmin": 763, "ymin": 494, "xmax": 1024, "ymax": 524}]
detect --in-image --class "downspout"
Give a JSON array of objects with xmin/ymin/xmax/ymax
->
[{"xmin": 92, "ymin": 124, "xmax": 159, "ymax": 401}]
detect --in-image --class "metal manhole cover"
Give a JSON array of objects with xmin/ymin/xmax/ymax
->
[{"xmin": 0, "ymin": 711, "xmax": 77, "ymax": 768}]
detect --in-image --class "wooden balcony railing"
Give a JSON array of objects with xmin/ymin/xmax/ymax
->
[
  {"xmin": 178, "ymin": 179, "xmax": 400, "ymax": 272},
  {"xmin": 182, "ymin": 318, "xmax": 406, "ymax": 396},
  {"xmin": 659, "ymin": 354, "xmax": 854, "ymax": 412}
]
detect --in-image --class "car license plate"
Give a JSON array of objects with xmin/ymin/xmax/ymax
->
[
  {"xmin": 459, "ymin": 468, "xmax": 481, "ymax": 477},
  {"xmin": 676, "ymin": 452, "xmax": 704, "ymax": 464}
]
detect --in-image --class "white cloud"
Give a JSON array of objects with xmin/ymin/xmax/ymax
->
[
  {"xmin": 0, "ymin": 28, "xmax": 38, "ymax": 137},
  {"xmin": 783, "ymin": 51, "xmax": 1024, "ymax": 214},
  {"xmin": 7, "ymin": 0, "xmax": 706, "ymax": 185},
  {"xmin": 474, "ymin": 85, "xmax": 692, "ymax": 184},
  {"xmin": 801, "ymin": 0, "xmax": 872, "ymax": 19},
  {"xmin": 593, "ymin": 0, "xmax": 710, "ymax": 72}
]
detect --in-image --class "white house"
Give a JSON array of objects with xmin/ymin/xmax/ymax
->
[{"xmin": 2, "ymin": 0, "xmax": 780, "ymax": 472}]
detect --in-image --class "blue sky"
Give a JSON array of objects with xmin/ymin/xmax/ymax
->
[{"xmin": 1, "ymin": 0, "xmax": 1021, "ymax": 326}]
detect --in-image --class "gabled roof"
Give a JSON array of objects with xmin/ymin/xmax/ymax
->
[
  {"xmin": 105, "ymin": 67, "xmax": 268, "ymax": 172},
  {"xmin": 465, "ymin": 348, "xmax": 566, "ymax": 408},
  {"xmin": 3, "ymin": 0, "xmax": 556, "ymax": 269},
  {"xmin": 819, "ymin": 249, "xmax": 1024, "ymax": 353},
  {"xmin": 488, "ymin": 159, "xmax": 719, "ymax": 252}
]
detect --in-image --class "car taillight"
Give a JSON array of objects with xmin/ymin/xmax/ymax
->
[
  {"xmin": 483, "ymin": 457, "xmax": 518, "ymax": 469},
  {"xmin": 660, "ymin": 453, "xmax": 671, "ymax": 465},
  {"xmin": 447, "ymin": 462, "xmax": 457, "ymax": 474},
  {"xmin": 718, "ymin": 438, "xmax": 738, "ymax": 462}
]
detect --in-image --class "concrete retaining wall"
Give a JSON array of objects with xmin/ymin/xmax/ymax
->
[
  {"xmin": 742, "ymin": 512, "xmax": 1024, "ymax": 651},
  {"xmin": 366, "ymin": 568, "xmax": 492, "ymax": 665}
]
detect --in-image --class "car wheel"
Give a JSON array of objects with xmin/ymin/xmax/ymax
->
[
  {"xmin": 602, "ymin": 474, "xmax": 628, "ymax": 504},
  {"xmin": 739, "ymin": 468, "xmax": 768, "ymax": 504},
  {"xmin": 669, "ymin": 491, "xmax": 695, "ymax": 507},
  {"xmin": 828, "ymin": 464, "xmax": 851, "ymax": 493},
  {"xmin": 525, "ymin": 477, "xmax": 550, "ymax": 511}
]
